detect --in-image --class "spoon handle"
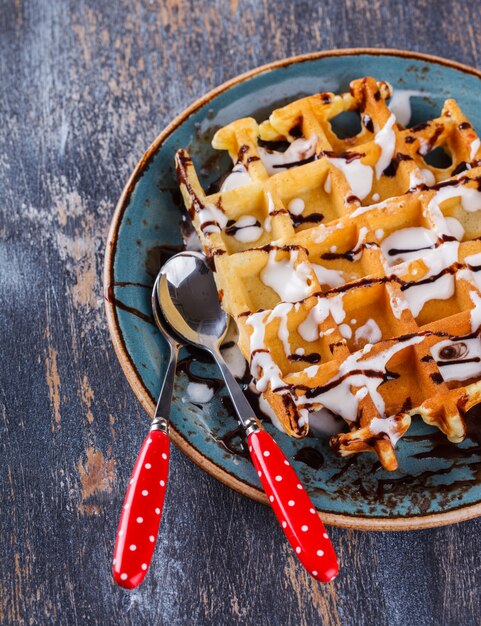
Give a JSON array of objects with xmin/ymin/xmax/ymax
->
[
  {"xmin": 112, "ymin": 338, "xmax": 177, "ymax": 589},
  {"xmin": 112, "ymin": 423, "xmax": 170, "ymax": 589},
  {"xmin": 248, "ymin": 429, "xmax": 339, "ymax": 583}
]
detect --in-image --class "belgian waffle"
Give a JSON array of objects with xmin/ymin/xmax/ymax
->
[{"xmin": 175, "ymin": 77, "xmax": 481, "ymax": 471}]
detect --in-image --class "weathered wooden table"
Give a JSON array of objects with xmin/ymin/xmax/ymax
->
[{"xmin": 2, "ymin": 1, "xmax": 481, "ymax": 624}]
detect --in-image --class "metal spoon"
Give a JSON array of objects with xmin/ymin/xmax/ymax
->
[
  {"xmin": 158, "ymin": 250, "xmax": 339, "ymax": 583},
  {"xmin": 112, "ymin": 274, "xmax": 181, "ymax": 589}
]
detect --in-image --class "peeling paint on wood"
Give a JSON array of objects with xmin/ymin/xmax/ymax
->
[
  {"xmin": 80, "ymin": 375, "xmax": 95, "ymax": 424},
  {"xmin": 45, "ymin": 346, "xmax": 61, "ymax": 431},
  {"xmin": 77, "ymin": 448, "xmax": 116, "ymax": 515}
]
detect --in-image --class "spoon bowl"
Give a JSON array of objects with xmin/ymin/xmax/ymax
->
[{"xmin": 158, "ymin": 251, "xmax": 228, "ymax": 349}]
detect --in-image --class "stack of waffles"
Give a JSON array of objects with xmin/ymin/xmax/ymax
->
[{"xmin": 175, "ymin": 76, "xmax": 481, "ymax": 471}]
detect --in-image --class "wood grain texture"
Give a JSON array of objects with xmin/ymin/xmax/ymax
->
[{"xmin": 1, "ymin": 1, "xmax": 481, "ymax": 624}]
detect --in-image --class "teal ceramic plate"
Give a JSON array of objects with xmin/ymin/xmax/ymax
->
[{"xmin": 105, "ymin": 49, "xmax": 481, "ymax": 530}]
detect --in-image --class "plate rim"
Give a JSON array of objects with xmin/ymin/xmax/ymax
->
[{"xmin": 104, "ymin": 47, "xmax": 481, "ymax": 531}]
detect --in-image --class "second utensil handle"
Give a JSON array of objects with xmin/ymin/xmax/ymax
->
[
  {"xmin": 112, "ymin": 429, "xmax": 170, "ymax": 589},
  {"xmin": 248, "ymin": 429, "xmax": 338, "ymax": 583}
]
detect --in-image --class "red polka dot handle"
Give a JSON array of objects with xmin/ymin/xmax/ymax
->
[
  {"xmin": 248, "ymin": 429, "xmax": 339, "ymax": 582},
  {"xmin": 112, "ymin": 429, "xmax": 169, "ymax": 589}
]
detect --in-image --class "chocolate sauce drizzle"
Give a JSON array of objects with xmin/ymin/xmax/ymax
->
[
  {"xmin": 296, "ymin": 367, "xmax": 399, "ymax": 400},
  {"xmin": 387, "ymin": 244, "xmax": 435, "ymax": 257},
  {"xmin": 400, "ymin": 263, "xmax": 460, "ymax": 291},
  {"xmin": 289, "ymin": 212, "xmax": 324, "ymax": 228},
  {"xmin": 321, "ymin": 241, "xmax": 377, "ymax": 262},
  {"xmin": 294, "ymin": 447, "xmax": 325, "ymax": 469},
  {"xmin": 438, "ymin": 357, "xmax": 481, "ymax": 368},
  {"xmin": 289, "ymin": 122, "xmax": 303, "ymax": 139},
  {"xmin": 288, "ymin": 352, "xmax": 321, "ymax": 364},
  {"xmin": 272, "ymin": 155, "xmax": 316, "ymax": 169},
  {"xmin": 362, "ymin": 114, "xmax": 374, "ymax": 133},
  {"xmin": 386, "ymin": 232, "xmax": 456, "ymax": 260},
  {"xmin": 177, "ymin": 350, "xmax": 223, "ymax": 395},
  {"xmin": 176, "ymin": 151, "xmax": 204, "ymax": 218},
  {"xmin": 383, "ymin": 152, "xmax": 413, "ymax": 177},
  {"xmin": 320, "ymin": 150, "xmax": 365, "ymax": 163},
  {"xmin": 214, "ymin": 424, "xmax": 250, "ymax": 460},
  {"xmin": 104, "ymin": 283, "xmax": 154, "ymax": 325},
  {"xmin": 257, "ymin": 138, "xmax": 291, "ymax": 152}
]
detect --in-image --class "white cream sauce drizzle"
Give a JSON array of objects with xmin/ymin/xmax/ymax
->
[
  {"xmin": 198, "ymin": 202, "xmax": 228, "ymax": 234},
  {"xmin": 258, "ymin": 135, "xmax": 317, "ymax": 176},
  {"xmin": 229, "ymin": 215, "xmax": 264, "ymax": 243},
  {"xmin": 356, "ymin": 387, "xmax": 369, "ymax": 401},
  {"xmin": 369, "ymin": 416, "xmax": 403, "ymax": 446},
  {"xmin": 297, "ymin": 298, "xmax": 331, "ymax": 342},
  {"xmin": 339, "ymin": 324, "xmax": 352, "ymax": 339},
  {"xmin": 409, "ymin": 168, "xmax": 436, "ymax": 188},
  {"xmin": 431, "ymin": 337, "xmax": 481, "ymax": 382},
  {"xmin": 349, "ymin": 226, "xmax": 370, "ymax": 262},
  {"xmin": 263, "ymin": 191, "xmax": 275, "ymax": 233},
  {"xmin": 354, "ymin": 318, "xmax": 382, "ymax": 345},
  {"xmin": 400, "ymin": 241, "xmax": 460, "ymax": 318},
  {"xmin": 445, "ymin": 216, "xmax": 465, "ymax": 241},
  {"xmin": 350, "ymin": 199, "xmax": 387, "ymax": 218},
  {"xmin": 247, "ymin": 311, "xmax": 286, "ymax": 393},
  {"xmin": 387, "ymin": 285, "xmax": 410, "ymax": 320},
  {"xmin": 400, "ymin": 182, "xmax": 481, "ymax": 317},
  {"xmin": 260, "ymin": 249, "xmax": 314, "ymax": 302},
  {"xmin": 287, "ymin": 197, "xmax": 305, "ymax": 216},
  {"xmin": 329, "ymin": 294, "xmax": 347, "ymax": 324},
  {"xmin": 297, "ymin": 408, "xmax": 309, "ymax": 429},
  {"xmin": 380, "ymin": 226, "xmax": 438, "ymax": 266},
  {"xmin": 311, "ymin": 263, "xmax": 346, "ymax": 288},
  {"xmin": 220, "ymin": 163, "xmax": 252, "ymax": 192},
  {"xmin": 297, "ymin": 335, "xmax": 424, "ymax": 421},
  {"xmin": 324, "ymin": 174, "xmax": 332, "ymax": 194},
  {"xmin": 296, "ymin": 294, "xmax": 345, "ymax": 343},
  {"xmin": 304, "ymin": 364, "xmax": 320, "ymax": 377},
  {"xmin": 267, "ymin": 302, "xmax": 293, "ymax": 356},
  {"xmin": 471, "ymin": 138, "xmax": 481, "ymax": 161},
  {"xmin": 388, "ymin": 89, "xmax": 432, "ymax": 127},
  {"xmin": 186, "ymin": 382, "xmax": 214, "ymax": 403},
  {"xmin": 374, "ymin": 113, "xmax": 397, "ymax": 179},
  {"xmin": 427, "ymin": 184, "xmax": 481, "ymax": 218},
  {"xmin": 470, "ymin": 291, "xmax": 481, "ymax": 332},
  {"xmin": 312, "ymin": 221, "xmax": 344, "ymax": 244},
  {"xmin": 465, "ymin": 252, "xmax": 481, "ymax": 290},
  {"xmin": 324, "ymin": 155, "xmax": 373, "ymax": 200}
]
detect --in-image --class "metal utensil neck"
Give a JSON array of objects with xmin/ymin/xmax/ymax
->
[
  {"xmin": 243, "ymin": 418, "xmax": 261, "ymax": 437},
  {"xmin": 150, "ymin": 416, "xmax": 169, "ymax": 433}
]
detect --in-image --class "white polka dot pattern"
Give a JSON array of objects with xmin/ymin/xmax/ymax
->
[
  {"xmin": 112, "ymin": 429, "xmax": 170, "ymax": 589},
  {"xmin": 248, "ymin": 429, "xmax": 338, "ymax": 583}
]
